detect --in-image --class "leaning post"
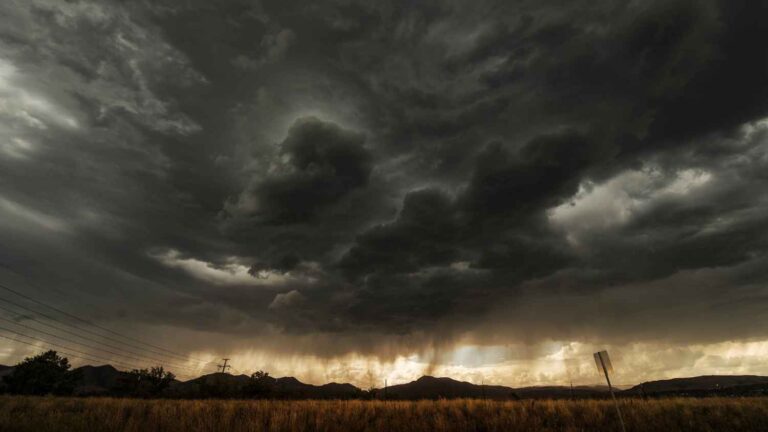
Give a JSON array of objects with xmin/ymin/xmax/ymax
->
[{"xmin": 594, "ymin": 350, "xmax": 626, "ymax": 432}]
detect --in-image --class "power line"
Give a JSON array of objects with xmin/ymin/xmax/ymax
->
[
  {"xmin": 0, "ymin": 328, "xmax": 195, "ymax": 380},
  {"xmin": 0, "ymin": 282, "xmax": 206, "ymax": 361},
  {"xmin": 0, "ymin": 282, "xmax": 215, "ymax": 367},
  {"xmin": 0, "ymin": 332, "xmax": 142, "ymax": 371},
  {"xmin": 0, "ymin": 318, "xmax": 195, "ymax": 376},
  {"xmin": 0, "ymin": 294, "xmax": 215, "ymax": 372},
  {"xmin": 0, "ymin": 302, "xmax": 189, "ymax": 370},
  {"xmin": 0, "ymin": 309, "xmax": 202, "ymax": 374}
]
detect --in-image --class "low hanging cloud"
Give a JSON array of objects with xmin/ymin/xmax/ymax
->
[
  {"xmin": 152, "ymin": 249, "xmax": 289, "ymax": 287},
  {"xmin": 268, "ymin": 289, "xmax": 306, "ymax": 310}
]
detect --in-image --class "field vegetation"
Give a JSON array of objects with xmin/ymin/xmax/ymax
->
[{"xmin": 1, "ymin": 395, "xmax": 768, "ymax": 432}]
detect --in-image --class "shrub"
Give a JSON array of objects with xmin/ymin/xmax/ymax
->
[{"xmin": 2, "ymin": 350, "xmax": 80, "ymax": 396}]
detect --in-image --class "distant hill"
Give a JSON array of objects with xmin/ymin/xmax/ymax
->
[
  {"xmin": 164, "ymin": 372, "xmax": 364, "ymax": 399},
  {"xmin": 269, "ymin": 376, "xmax": 362, "ymax": 398},
  {"xmin": 624, "ymin": 375, "xmax": 768, "ymax": 396},
  {"xmin": 167, "ymin": 374, "xmax": 612, "ymax": 400},
  {"xmin": 376, "ymin": 376, "xmax": 612, "ymax": 400},
  {"xmin": 72, "ymin": 365, "xmax": 131, "ymax": 396},
  {"xmin": 379, "ymin": 376, "xmax": 513, "ymax": 400}
]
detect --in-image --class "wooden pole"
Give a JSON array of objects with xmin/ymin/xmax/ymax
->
[{"xmin": 598, "ymin": 353, "xmax": 626, "ymax": 432}]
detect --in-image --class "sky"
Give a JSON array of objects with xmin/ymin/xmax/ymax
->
[{"xmin": 1, "ymin": 0, "xmax": 768, "ymax": 387}]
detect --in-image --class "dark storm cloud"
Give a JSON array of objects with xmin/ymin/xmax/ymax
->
[
  {"xmin": 232, "ymin": 117, "xmax": 372, "ymax": 224},
  {"xmin": 340, "ymin": 188, "xmax": 460, "ymax": 278},
  {"xmin": 461, "ymin": 131, "xmax": 605, "ymax": 222},
  {"xmin": 339, "ymin": 130, "xmax": 596, "ymax": 281},
  {"xmin": 2, "ymin": 0, "xmax": 768, "ymax": 362}
]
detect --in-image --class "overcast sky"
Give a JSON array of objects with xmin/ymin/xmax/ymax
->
[{"xmin": 1, "ymin": 0, "xmax": 768, "ymax": 386}]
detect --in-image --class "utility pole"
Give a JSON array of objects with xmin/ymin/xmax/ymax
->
[{"xmin": 218, "ymin": 358, "xmax": 231, "ymax": 374}]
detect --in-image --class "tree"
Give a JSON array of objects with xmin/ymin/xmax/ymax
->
[
  {"xmin": 118, "ymin": 366, "xmax": 175, "ymax": 398},
  {"xmin": 244, "ymin": 370, "xmax": 273, "ymax": 398},
  {"xmin": 3, "ymin": 350, "xmax": 80, "ymax": 395}
]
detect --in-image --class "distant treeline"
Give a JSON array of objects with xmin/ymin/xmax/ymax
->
[{"xmin": 0, "ymin": 350, "xmax": 366, "ymax": 399}]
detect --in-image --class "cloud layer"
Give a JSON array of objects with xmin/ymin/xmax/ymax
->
[{"xmin": 2, "ymin": 0, "xmax": 768, "ymax": 384}]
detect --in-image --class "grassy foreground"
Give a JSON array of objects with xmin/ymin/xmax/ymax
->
[{"xmin": 1, "ymin": 396, "xmax": 768, "ymax": 432}]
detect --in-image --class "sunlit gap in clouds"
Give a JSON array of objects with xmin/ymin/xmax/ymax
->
[
  {"xmin": 548, "ymin": 167, "xmax": 713, "ymax": 247},
  {"xmin": 0, "ymin": 57, "xmax": 80, "ymax": 132},
  {"xmin": 150, "ymin": 249, "xmax": 291, "ymax": 287}
]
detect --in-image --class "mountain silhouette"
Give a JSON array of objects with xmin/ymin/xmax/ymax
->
[
  {"xmin": 381, "ymin": 376, "xmax": 515, "ymax": 399},
  {"xmin": 73, "ymin": 365, "xmax": 129, "ymax": 396},
  {"xmin": 4, "ymin": 362, "xmax": 768, "ymax": 399},
  {"xmin": 624, "ymin": 375, "xmax": 768, "ymax": 396},
  {"xmin": 163, "ymin": 372, "xmax": 364, "ymax": 399},
  {"xmin": 377, "ymin": 376, "xmax": 610, "ymax": 400}
]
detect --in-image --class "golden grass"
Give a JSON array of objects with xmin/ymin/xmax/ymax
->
[{"xmin": 1, "ymin": 396, "xmax": 768, "ymax": 432}]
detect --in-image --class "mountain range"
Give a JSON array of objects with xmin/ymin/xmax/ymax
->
[{"xmin": 3, "ymin": 363, "xmax": 768, "ymax": 399}]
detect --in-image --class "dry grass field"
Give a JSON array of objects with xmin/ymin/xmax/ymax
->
[{"xmin": 1, "ymin": 396, "xmax": 768, "ymax": 432}]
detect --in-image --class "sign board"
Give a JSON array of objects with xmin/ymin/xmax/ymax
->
[
  {"xmin": 593, "ymin": 350, "xmax": 625, "ymax": 432},
  {"xmin": 594, "ymin": 350, "xmax": 613, "ymax": 374}
]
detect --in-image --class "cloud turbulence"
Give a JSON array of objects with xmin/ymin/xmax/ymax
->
[{"xmin": 1, "ymin": 0, "xmax": 768, "ymax": 386}]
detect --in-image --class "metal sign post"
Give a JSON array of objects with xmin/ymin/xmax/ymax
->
[{"xmin": 594, "ymin": 350, "xmax": 626, "ymax": 432}]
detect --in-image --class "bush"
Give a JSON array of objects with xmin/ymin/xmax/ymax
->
[
  {"xmin": 118, "ymin": 366, "xmax": 175, "ymax": 398},
  {"xmin": 244, "ymin": 371, "xmax": 274, "ymax": 398},
  {"xmin": 2, "ymin": 350, "xmax": 80, "ymax": 396}
]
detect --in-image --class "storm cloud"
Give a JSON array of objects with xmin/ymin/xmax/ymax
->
[{"xmin": 2, "ymin": 0, "xmax": 768, "ymax": 385}]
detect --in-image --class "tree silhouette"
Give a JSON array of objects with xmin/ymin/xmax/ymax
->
[
  {"xmin": 118, "ymin": 366, "xmax": 175, "ymax": 398},
  {"xmin": 244, "ymin": 370, "xmax": 273, "ymax": 398},
  {"xmin": 3, "ymin": 350, "xmax": 80, "ymax": 395}
]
